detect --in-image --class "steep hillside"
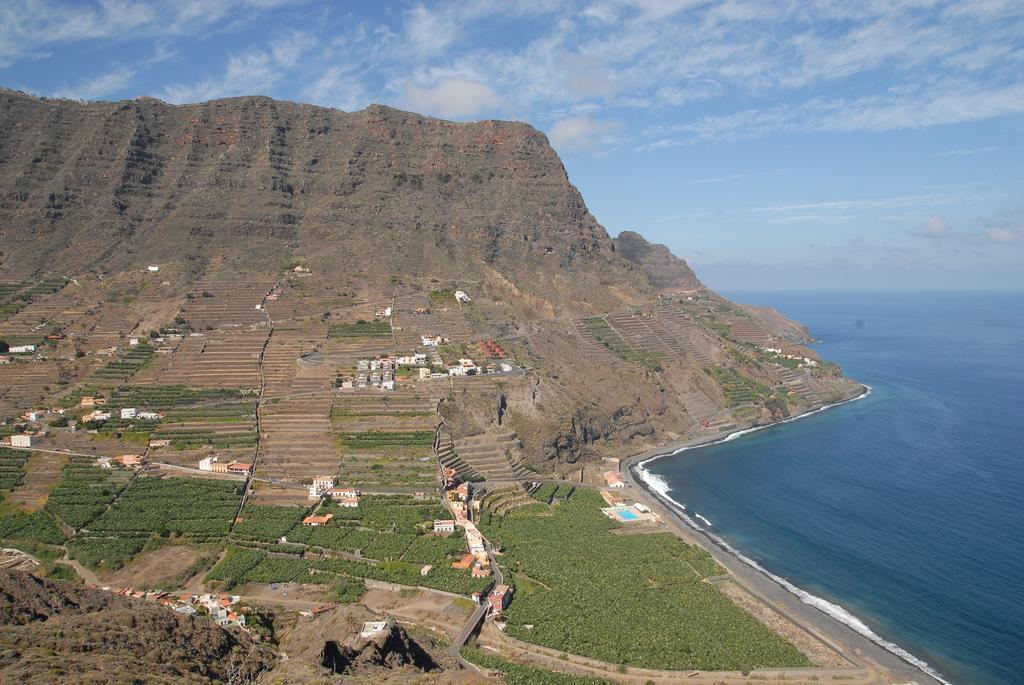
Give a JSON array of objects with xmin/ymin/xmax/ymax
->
[
  {"xmin": 0, "ymin": 90, "xmax": 861, "ymax": 472},
  {"xmin": 0, "ymin": 89, "xmax": 652, "ymax": 315},
  {"xmin": 0, "ymin": 571, "xmax": 275, "ymax": 683}
]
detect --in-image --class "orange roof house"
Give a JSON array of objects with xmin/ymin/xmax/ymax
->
[{"xmin": 303, "ymin": 513, "xmax": 334, "ymax": 526}]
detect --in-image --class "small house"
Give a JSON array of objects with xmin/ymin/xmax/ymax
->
[
  {"xmin": 604, "ymin": 471, "xmax": 625, "ymax": 488},
  {"xmin": 433, "ymin": 519, "xmax": 456, "ymax": 535},
  {"xmin": 302, "ymin": 514, "xmax": 334, "ymax": 527},
  {"xmin": 487, "ymin": 585, "xmax": 512, "ymax": 614},
  {"xmin": 11, "ymin": 434, "xmax": 33, "ymax": 448}
]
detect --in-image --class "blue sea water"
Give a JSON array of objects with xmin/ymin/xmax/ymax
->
[{"xmin": 640, "ymin": 291, "xmax": 1024, "ymax": 685}]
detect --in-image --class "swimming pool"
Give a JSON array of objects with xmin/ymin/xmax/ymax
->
[{"xmin": 617, "ymin": 510, "xmax": 639, "ymax": 521}]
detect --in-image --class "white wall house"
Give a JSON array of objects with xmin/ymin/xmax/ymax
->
[{"xmin": 11, "ymin": 434, "xmax": 33, "ymax": 448}]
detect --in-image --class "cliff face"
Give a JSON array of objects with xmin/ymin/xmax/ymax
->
[
  {"xmin": 613, "ymin": 230, "xmax": 701, "ymax": 292},
  {"xmin": 0, "ymin": 90, "xmax": 650, "ymax": 313}
]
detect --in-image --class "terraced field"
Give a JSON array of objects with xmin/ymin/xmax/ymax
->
[{"xmin": 332, "ymin": 391, "xmax": 441, "ymax": 490}]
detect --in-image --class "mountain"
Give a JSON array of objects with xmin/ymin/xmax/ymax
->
[
  {"xmin": 0, "ymin": 89, "xmax": 655, "ymax": 315},
  {"xmin": 0, "ymin": 89, "xmax": 860, "ymax": 468}
]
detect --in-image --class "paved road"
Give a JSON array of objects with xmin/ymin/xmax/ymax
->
[{"xmin": 448, "ymin": 543, "xmax": 503, "ymax": 669}]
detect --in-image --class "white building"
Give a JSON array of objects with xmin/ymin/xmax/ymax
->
[
  {"xmin": 421, "ymin": 335, "xmax": 445, "ymax": 347},
  {"xmin": 129, "ymin": 337, "xmax": 139, "ymax": 347},
  {"xmin": 120, "ymin": 407, "xmax": 137, "ymax": 420},
  {"xmin": 137, "ymin": 411, "xmax": 161, "ymax": 420},
  {"xmin": 96, "ymin": 456, "xmax": 112, "ymax": 469},
  {"xmin": 11, "ymin": 434, "xmax": 33, "ymax": 448},
  {"xmin": 147, "ymin": 265, "xmax": 160, "ymax": 272},
  {"xmin": 9, "ymin": 345, "xmax": 35, "ymax": 354},
  {"xmin": 433, "ymin": 519, "xmax": 456, "ymax": 535},
  {"xmin": 308, "ymin": 475, "xmax": 335, "ymax": 500},
  {"xmin": 199, "ymin": 456, "xmax": 218, "ymax": 471},
  {"xmin": 455, "ymin": 290, "xmax": 471, "ymax": 303}
]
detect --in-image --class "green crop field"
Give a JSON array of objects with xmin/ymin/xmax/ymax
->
[
  {"xmin": 0, "ymin": 448, "xmax": 30, "ymax": 492},
  {"xmin": 231, "ymin": 505, "xmax": 307, "ymax": 543},
  {"xmin": 480, "ymin": 490, "xmax": 811, "ymax": 671},
  {"xmin": 45, "ymin": 458, "xmax": 132, "ymax": 528},
  {"xmin": 0, "ymin": 510, "xmax": 66, "ymax": 545},
  {"xmin": 705, "ymin": 366, "xmax": 772, "ymax": 407},
  {"xmin": 90, "ymin": 476, "xmax": 243, "ymax": 539},
  {"xmin": 67, "ymin": 535, "xmax": 151, "ymax": 571},
  {"xmin": 328, "ymin": 321, "xmax": 391, "ymax": 339},
  {"xmin": 581, "ymin": 317, "xmax": 661, "ymax": 372},
  {"xmin": 338, "ymin": 430, "xmax": 434, "ymax": 450},
  {"xmin": 92, "ymin": 344, "xmax": 156, "ymax": 381}
]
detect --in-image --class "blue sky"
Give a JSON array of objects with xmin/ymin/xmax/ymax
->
[{"xmin": 2, "ymin": 1, "xmax": 1023, "ymax": 290}]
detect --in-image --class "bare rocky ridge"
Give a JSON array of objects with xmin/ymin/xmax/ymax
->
[{"xmin": 0, "ymin": 571, "xmax": 275, "ymax": 683}]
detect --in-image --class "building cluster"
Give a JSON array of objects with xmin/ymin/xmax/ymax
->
[
  {"xmin": 760, "ymin": 346, "xmax": 820, "ymax": 367},
  {"xmin": 198, "ymin": 455, "xmax": 251, "ymax": 475},
  {"xmin": 95, "ymin": 454, "xmax": 145, "ymax": 469},
  {"xmin": 477, "ymin": 339, "xmax": 506, "ymax": 358},
  {"xmin": 102, "ymin": 587, "xmax": 247, "ymax": 629},
  {"xmin": 306, "ymin": 475, "xmax": 359, "ymax": 506}
]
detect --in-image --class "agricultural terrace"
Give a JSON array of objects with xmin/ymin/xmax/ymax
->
[
  {"xmin": 45, "ymin": 457, "xmax": 132, "ymax": 528},
  {"xmin": 461, "ymin": 648, "xmax": 614, "ymax": 685},
  {"xmin": 705, "ymin": 366, "xmax": 772, "ymax": 407},
  {"xmin": 0, "ymin": 510, "xmax": 65, "ymax": 544},
  {"xmin": 61, "ymin": 386, "xmax": 251, "ymax": 411},
  {"xmin": 209, "ymin": 496, "xmax": 488, "ymax": 595},
  {"xmin": 91, "ymin": 344, "xmax": 156, "ymax": 383},
  {"xmin": 0, "ymin": 448, "xmax": 30, "ymax": 492},
  {"xmin": 328, "ymin": 321, "xmax": 391, "ymax": 340},
  {"xmin": 480, "ymin": 490, "xmax": 811, "ymax": 671},
  {"xmin": 0, "ymin": 278, "xmax": 66, "ymax": 318},
  {"xmin": 89, "ymin": 476, "xmax": 243, "ymax": 540},
  {"xmin": 579, "ymin": 317, "xmax": 661, "ymax": 372},
  {"xmin": 332, "ymin": 392, "xmax": 440, "ymax": 489}
]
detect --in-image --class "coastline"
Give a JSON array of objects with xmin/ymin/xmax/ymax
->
[{"xmin": 619, "ymin": 386, "xmax": 949, "ymax": 685}]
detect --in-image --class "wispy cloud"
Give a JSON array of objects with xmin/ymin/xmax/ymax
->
[
  {"xmin": 548, "ymin": 114, "xmax": 622, "ymax": 151},
  {"xmin": 404, "ymin": 78, "xmax": 501, "ymax": 118},
  {"xmin": 936, "ymin": 146, "xmax": 999, "ymax": 157},
  {"xmin": 53, "ymin": 65, "xmax": 135, "ymax": 100}
]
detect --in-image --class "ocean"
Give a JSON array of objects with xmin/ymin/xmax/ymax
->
[{"xmin": 638, "ymin": 291, "xmax": 1024, "ymax": 685}]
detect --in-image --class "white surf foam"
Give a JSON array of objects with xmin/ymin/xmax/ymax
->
[{"xmin": 633, "ymin": 385, "xmax": 954, "ymax": 685}]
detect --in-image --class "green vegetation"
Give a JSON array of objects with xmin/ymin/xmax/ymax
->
[
  {"xmin": 92, "ymin": 344, "xmax": 155, "ymax": 381},
  {"xmin": 531, "ymin": 483, "xmax": 558, "ymax": 502},
  {"xmin": 581, "ymin": 317, "xmax": 661, "ymax": 372},
  {"xmin": 0, "ymin": 510, "xmax": 66, "ymax": 544},
  {"xmin": 338, "ymin": 430, "xmax": 434, "ymax": 450},
  {"xmin": 67, "ymin": 536, "xmax": 151, "ymax": 571},
  {"xmin": 205, "ymin": 546, "xmax": 266, "ymax": 585},
  {"xmin": 231, "ymin": 505, "xmax": 307, "ymax": 543},
  {"xmin": 0, "ymin": 448, "xmax": 30, "ymax": 491},
  {"xmin": 480, "ymin": 490, "xmax": 811, "ymax": 671},
  {"xmin": 705, "ymin": 366, "xmax": 772, "ymax": 407},
  {"xmin": 61, "ymin": 385, "xmax": 248, "ymax": 410},
  {"xmin": 151, "ymin": 427, "xmax": 258, "ymax": 449},
  {"xmin": 45, "ymin": 458, "xmax": 132, "ymax": 528},
  {"xmin": 90, "ymin": 476, "xmax": 243, "ymax": 539},
  {"xmin": 461, "ymin": 648, "xmax": 614, "ymax": 685},
  {"xmin": 0, "ymin": 278, "xmax": 66, "ymax": 317},
  {"xmin": 328, "ymin": 321, "xmax": 391, "ymax": 339}
]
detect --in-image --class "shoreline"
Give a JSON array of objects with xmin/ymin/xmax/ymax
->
[{"xmin": 619, "ymin": 386, "xmax": 949, "ymax": 685}]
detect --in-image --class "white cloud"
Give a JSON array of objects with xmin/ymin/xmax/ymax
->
[
  {"xmin": 548, "ymin": 115, "xmax": 622, "ymax": 151},
  {"xmin": 404, "ymin": 78, "xmax": 501, "ymax": 119},
  {"xmin": 303, "ymin": 65, "xmax": 368, "ymax": 112},
  {"xmin": 53, "ymin": 65, "xmax": 135, "ymax": 100},
  {"xmin": 915, "ymin": 214, "xmax": 952, "ymax": 239},
  {"xmin": 985, "ymin": 227, "xmax": 1019, "ymax": 242},
  {"xmin": 163, "ymin": 30, "xmax": 315, "ymax": 104}
]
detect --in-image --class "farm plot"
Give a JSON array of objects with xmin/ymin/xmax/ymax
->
[
  {"xmin": 176, "ymin": 279, "xmax": 273, "ymax": 328},
  {"xmin": 90, "ymin": 343, "xmax": 156, "ymax": 384},
  {"xmin": 231, "ymin": 505, "xmax": 308, "ymax": 544},
  {"xmin": 705, "ymin": 366, "xmax": 772, "ymax": 407},
  {"xmin": 0, "ymin": 448, "xmax": 30, "ymax": 492},
  {"xmin": 67, "ymin": 535, "xmax": 151, "ymax": 571},
  {"xmin": 44, "ymin": 457, "xmax": 132, "ymax": 529},
  {"xmin": 90, "ymin": 476, "xmax": 243, "ymax": 539},
  {"xmin": 479, "ymin": 490, "xmax": 810, "ymax": 671},
  {"xmin": 331, "ymin": 392, "xmax": 440, "ymax": 489},
  {"xmin": 0, "ymin": 509, "xmax": 66, "ymax": 544},
  {"xmin": 155, "ymin": 330, "xmax": 268, "ymax": 390},
  {"xmin": 0, "ymin": 278, "xmax": 67, "ymax": 320}
]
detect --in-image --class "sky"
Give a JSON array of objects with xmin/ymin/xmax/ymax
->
[{"xmin": 2, "ymin": 0, "xmax": 1023, "ymax": 290}]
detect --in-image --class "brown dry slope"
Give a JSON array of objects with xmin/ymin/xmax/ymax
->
[{"xmin": 0, "ymin": 571, "xmax": 275, "ymax": 684}]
